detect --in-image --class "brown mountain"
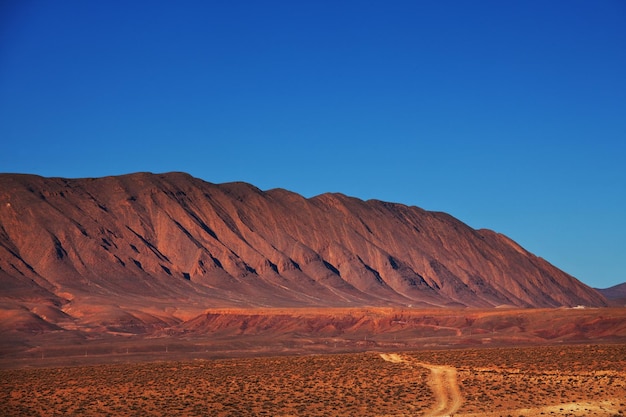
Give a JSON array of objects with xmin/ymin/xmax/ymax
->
[
  {"xmin": 0, "ymin": 172, "xmax": 605, "ymax": 314},
  {"xmin": 596, "ymin": 282, "xmax": 626, "ymax": 306}
]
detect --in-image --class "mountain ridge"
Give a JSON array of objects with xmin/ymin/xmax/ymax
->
[{"xmin": 0, "ymin": 172, "xmax": 605, "ymax": 316}]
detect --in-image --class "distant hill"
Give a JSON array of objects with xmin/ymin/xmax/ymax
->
[
  {"xmin": 0, "ymin": 172, "xmax": 607, "ymax": 339},
  {"xmin": 596, "ymin": 283, "xmax": 626, "ymax": 306}
]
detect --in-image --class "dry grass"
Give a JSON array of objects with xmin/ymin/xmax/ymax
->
[{"xmin": 1, "ymin": 344, "xmax": 625, "ymax": 416}]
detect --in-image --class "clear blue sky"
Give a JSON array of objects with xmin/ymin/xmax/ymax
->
[{"xmin": 1, "ymin": 1, "xmax": 625, "ymax": 289}]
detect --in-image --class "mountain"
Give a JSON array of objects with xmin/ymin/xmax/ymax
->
[
  {"xmin": 596, "ymin": 283, "xmax": 626, "ymax": 306},
  {"xmin": 0, "ymin": 172, "xmax": 605, "ymax": 317}
]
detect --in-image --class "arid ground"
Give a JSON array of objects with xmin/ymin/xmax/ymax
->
[
  {"xmin": 2, "ymin": 307, "xmax": 625, "ymax": 416},
  {"xmin": 1, "ymin": 344, "xmax": 625, "ymax": 416}
]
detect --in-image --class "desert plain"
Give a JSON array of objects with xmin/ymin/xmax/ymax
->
[{"xmin": 1, "ymin": 306, "xmax": 626, "ymax": 416}]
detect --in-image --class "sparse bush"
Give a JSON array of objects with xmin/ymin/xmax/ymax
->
[{"xmin": 1, "ymin": 345, "xmax": 625, "ymax": 416}]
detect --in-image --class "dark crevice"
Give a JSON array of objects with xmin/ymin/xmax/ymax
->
[
  {"xmin": 172, "ymin": 220, "xmax": 203, "ymax": 249},
  {"xmin": 210, "ymin": 256, "xmax": 223, "ymax": 269},
  {"xmin": 388, "ymin": 255, "xmax": 399, "ymax": 270},
  {"xmin": 290, "ymin": 260, "xmax": 302, "ymax": 271},
  {"xmin": 323, "ymin": 261, "xmax": 341, "ymax": 277},
  {"xmin": 0, "ymin": 234, "xmax": 36, "ymax": 273},
  {"xmin": 125, "ymin": 226, "xmax": 170, "ymax": 262},
  {"xmin": 9, "ymin": 263, "xmax": 25, "ymax": 276},
  {"xmin": 361, "ymin": 260, "xmax": 385, "ymax": 285},
  {"xmin": 169, "ymin": 190, "xmax": 219, "ymax": 240},
  {"xmin": 52, "ymin": 236, "xmax": 67, "ymax": 260},
  {"xmin": 186, "ymin": 210, "xmax": 218, "ymax": 240}
]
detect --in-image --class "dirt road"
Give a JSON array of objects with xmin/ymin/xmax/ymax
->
[{"xmin": 380, "ymin": 353, "xmax": 462, "ymax": 417}]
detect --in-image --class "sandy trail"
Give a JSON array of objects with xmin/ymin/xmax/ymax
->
[{"xmin": 380, "ymin": 353, "xmax": 462, "ymax": 417}]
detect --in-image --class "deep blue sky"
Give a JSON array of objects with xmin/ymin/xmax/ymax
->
[{"xmin": 1, "ymin": 1, "xmax": 625, "ymax": 289}]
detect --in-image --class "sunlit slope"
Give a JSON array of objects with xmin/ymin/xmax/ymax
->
[{"xmin": 0, "ymin": 172, "xmax": 606, "ymax": 310}]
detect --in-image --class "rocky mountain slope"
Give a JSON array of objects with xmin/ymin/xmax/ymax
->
[{"xmin": 0, "ymin": 172, "xmax": 605, "ymax": 318}]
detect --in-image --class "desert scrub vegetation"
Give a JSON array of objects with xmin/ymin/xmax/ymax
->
[
  {"xmin": 1, "ymin": 344, "xmax": 624, "ymax": 416},
  {"xmin": 401, "ymin": 344, "xmax": 626, "ymax": 415},
  {"xmin": 0, "ymin": 352, "xmax": 432, "ymax": 416}
]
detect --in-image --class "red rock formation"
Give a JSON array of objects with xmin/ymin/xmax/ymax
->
[{"xmin": 0, "ymin": 172, "xmax": 607, "ymax": 324}]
